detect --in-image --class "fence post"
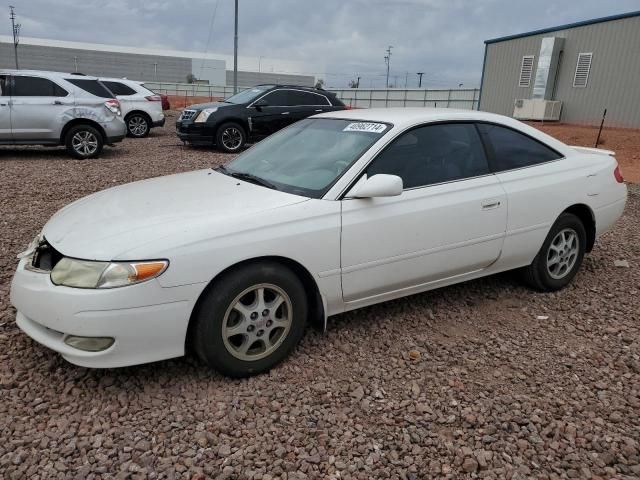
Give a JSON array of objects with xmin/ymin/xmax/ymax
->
[
  {"xmin": 403, "ymin": 89, "xmax": 407, "ymax": 107},
  {"xmin": 447, "ymin": 89, "xmax": 451, "ymax": 108},
  {"xmin": 385, "ymin": 88, "xmax": 389, "ymax": 107},
  {"xmin": 423, "ymin": 89, "xmax": 428, "ymax": 107}
]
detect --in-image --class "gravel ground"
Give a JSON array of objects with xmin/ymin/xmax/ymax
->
[{"xmin": 0, "ymin": 114, "xmax": 639, "ymax": 480}]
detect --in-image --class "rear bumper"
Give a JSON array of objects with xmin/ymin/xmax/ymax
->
[
  {"xmin": 10, "ymin": 258, "xmax": 206, "ymax": 368},
  {"xmin": 152, "ymin": 117, "xmax": 166, "ymax": 128}
]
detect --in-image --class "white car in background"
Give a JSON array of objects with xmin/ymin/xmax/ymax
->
[
  {"xmin": 11, "ymin": 108, "xmax": 627, "ymax": 377},
  {"xmin": 100, "ymin": 78, "xmax": 165, "ymax": 138}
]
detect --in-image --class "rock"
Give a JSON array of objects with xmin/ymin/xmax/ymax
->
[
  {"xmin": 462, "ymin": 457, "xmax": 478, "ymax": 473},
  {"xmin": 350, "ymin": 385, "xmax": 365, "ymax": 401},
  {"xmin": 408, "ymin": 350, "xmax": 421, "ymax": 361},
  {"xmin": 218, "ymin": 445, "xmax": 231, "ymax": 457},
  {"xmin": 614, "ymin": 259, "xmax": 630, "ymax": 267}
]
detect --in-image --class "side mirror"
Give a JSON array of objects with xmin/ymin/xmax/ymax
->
[
  {"xmin": 347, "ymin": 174, "xmax": 403, "ymax": 199},
  {"xmin": 253, "ymin": 99, "xmax": 268, "ymax": 110}
]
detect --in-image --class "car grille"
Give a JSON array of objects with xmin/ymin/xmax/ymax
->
[
  {"xmin": 31, "ymin": 239, "xmax": 63, "ymax": 272},
  {"xmin": 179, "ymin": 109, "xmax": 197, "ymax": 121}
]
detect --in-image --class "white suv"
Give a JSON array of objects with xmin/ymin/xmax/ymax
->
[
  {"xmin": 100, "ymin": 78, "xmax": 165, "ymax": 138},
  {"xmin": 0, "ymin": 70, "xmax": 126, "ymax": 159}
]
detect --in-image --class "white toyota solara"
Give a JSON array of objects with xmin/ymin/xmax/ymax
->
[{"xmin": 11, "ymin": 108, "xmax": 627, "ymax": 377}]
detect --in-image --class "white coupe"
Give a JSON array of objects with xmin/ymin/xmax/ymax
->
[{"xmin": 11, "ymin": 108, "xmax": 627, "ymax": 377}]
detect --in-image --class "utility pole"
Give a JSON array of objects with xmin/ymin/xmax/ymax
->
[
  {"xmin": 416, "ymin": 72, "xmax": 424, "ymax": 88},
  {"xmin": 9, "ymin": 6, "xmax": 21, "ymax": 69},
  {"xmin": 356, "ymin": 76, "xmax": 361, "ymax": 88},
  {"xmin": 233, "ymin": 0, "xmax": 239, "ymax": 94},
  {"xmin": 404, "ymin": 71, "xmax": 408, "ymax": 88},
  {"xmin": 73, "ymin": 56, "xmax": 78, "ymax": 72},
  {"xmin": 384, "ymin": 45, "xmax": 392, "ymax": 88},
  {"xmin": 153, "ymin": 62, "xmax": 158, "ymax": 81}
]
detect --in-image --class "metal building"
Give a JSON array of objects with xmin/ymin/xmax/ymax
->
[
  {"xmin": 0, "ymin": 36, "xmax": 315, "ymax": 88},
  {"xmin": 479, "ymin": 11, "xmax": 640, "ymax": 127}
]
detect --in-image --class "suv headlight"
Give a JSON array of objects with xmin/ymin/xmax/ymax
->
[
  {"xmin": 51, "ymin": 258, "xmax": 168, "ymax": 289},
  {"xmin": 194, "ymin": 107, "xmax": 218, "ymax": 123}
]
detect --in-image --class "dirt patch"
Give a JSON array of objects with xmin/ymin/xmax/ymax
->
[{"xmin": 528, "ymin": 122, "xmax": 640, "ymax": 183}]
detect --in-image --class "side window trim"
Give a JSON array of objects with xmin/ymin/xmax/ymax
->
[
  {"xmin": 249, "ymin": 88, "xmax": 331, "ymax": 108},
  {"xmin": 475, "ymin": 121, "xmax": 565, "ymax": 174},
  {"xmin": 339, "ymin": 120, "xmax": 494, "ymax": 199}
]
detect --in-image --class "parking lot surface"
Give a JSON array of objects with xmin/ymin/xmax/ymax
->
[{"xmin": 1, "ymin": 113, "xmax": 639, "ymax": 479}]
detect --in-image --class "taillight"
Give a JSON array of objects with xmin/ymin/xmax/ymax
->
[
  {"xmin": 145, "ymin": 95, "xmax": 162, "ymax": 102},
  {"xmin": 104, "ymin": 99, "xmax": 121, "ymax": 116},
  {"xmin": 345, "ymin": 105, "xmax": 353, "ymax": 110},
  {"xmin": 614, "ymin": 165, "xmax": 624, "ymax": 183}
]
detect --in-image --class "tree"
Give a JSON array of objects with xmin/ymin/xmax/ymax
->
[
  {"xmin": 186, "ymin": 73, "xmax": 197, "ymax": 84},
  {"xmin": 348, "ymin": 79, "xmax": 359, "ymax": 88},
  {"xmin": 315, "ymin": 79, "xmax": 325, "ymax": 90}
]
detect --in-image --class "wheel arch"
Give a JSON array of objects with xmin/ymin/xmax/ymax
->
[
  {"xmin": 185, "ymin": 255, "xmax": 326, "ymax": 354},
  {"xmin": 124, "ymin": 109, "xmax": 152, "ymax": 123},
  {"xmin": 563, "ymin": 203, "xmax": 596, "ymax": 252},
  {"xmin": 60, "ymin": 119, "xmax": 106, "ymax": 145}
]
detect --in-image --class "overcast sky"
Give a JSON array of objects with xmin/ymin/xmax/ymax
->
[{"xmin": 4, "ymin": 1, "xmax": 639, "ymax": 87}]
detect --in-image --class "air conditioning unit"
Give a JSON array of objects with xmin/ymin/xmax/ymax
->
[{"xmin": 513, "ymin": 99, "xmax": 562, "ymax": 121}]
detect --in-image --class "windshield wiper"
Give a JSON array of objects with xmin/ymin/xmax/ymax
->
[{"xmin": 230, "ymin": 171, "xmax": 277, "ymax": 190}]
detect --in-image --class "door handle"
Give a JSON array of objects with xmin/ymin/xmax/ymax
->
[
  {"xmin": 54, "ymin": 100, "xmax": 63, "ymax": 105},
  {"xmin": 281, "ymin": 112, "xmax": 290, "ymax": 115},
  {"xmin": 315, "ymin": 109, "xmax": 323, "ymax": 112},
  {"xmin": 481, "ymin": 200, "xmax": 501, "ymax": 210}
]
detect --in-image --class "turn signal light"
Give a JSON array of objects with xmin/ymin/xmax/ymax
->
[{"xmin": 132, "ymin": 262, "xmax": 168, "ymax": 281}]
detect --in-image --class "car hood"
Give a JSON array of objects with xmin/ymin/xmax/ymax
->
[
  {"xmin": 43, "ymin": 170, "xmax": 308, "ymax": 260},
  {"xmin": 185, "ymin": 101, "xmax": 234, "ymax": 111}
]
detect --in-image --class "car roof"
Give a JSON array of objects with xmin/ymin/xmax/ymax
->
[
  {"xmin": 0, "ymin": 69, "xmax": 101, "ymax": 80},
  {"xmin": 314, "ymin": 107, "xmax": 517, "ymax": 128},
  {"xmin": 100, "ymin": 77, "xmax": 142, "ymax": 84},
  {"xmin": 255, "ymin": 84, "xmax": 330, "ymax": 93}
]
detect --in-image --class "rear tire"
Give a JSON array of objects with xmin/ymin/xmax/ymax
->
[
  {"xmin": 65, "ymin": 125, "xmax": 104, "ymax": 159},
  {"xmin": 126, "ymin": 113, "xmax": 150, "ymax": 138},
  {"xmin": 216, "ymin": 122, "xmax": 246, "ymax": 153},
  {"xmin": 521, "ymin": 213, "xmax": 586, "ymax": 291},
  {"xmin": 192, "ymin": 261, "xmax": 307, "ymax": 377}
]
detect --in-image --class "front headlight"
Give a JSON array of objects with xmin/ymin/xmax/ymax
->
[
  {"xmin": 51, "ymin": 258, "xmax": 168, "ymax": 289},
  {"xmin": 194, "ymin": 107, "xmax": 218, "ymax": 123}
]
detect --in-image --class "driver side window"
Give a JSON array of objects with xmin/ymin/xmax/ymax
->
[{"xmin": 367, "ymin": 123, "xmax": 490, "ymax": 189}]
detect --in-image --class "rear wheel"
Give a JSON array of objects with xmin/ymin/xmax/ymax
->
[
  {"xmin": 521, "ymin": 213, "xmax": 586, "ymax": 291},
  {"xmin": 216, "ymin": 122, "xmax": 246, "ymax": 153},
  {"xmin": 192, "ymin": 262, "xmax": 307, "ymax": 377},
  {"xmin": 65, "ymin": 125, "xmax": 104, "ymax": 159},
  {"xmin": 126, "ymin": 113, "xmax": 150, "ymax": 138}
]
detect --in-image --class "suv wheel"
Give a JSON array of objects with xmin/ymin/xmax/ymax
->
[
  {"xmin": 126, "ymin": 113, "xmax": 150, "ymax": 138},
  {"xmin": 65, "ymin": 125, "xmax": 104, "ymax": 159},
  {"xmin": 216, "ymin": 122, "xmax": 246, "ymax": 153}
]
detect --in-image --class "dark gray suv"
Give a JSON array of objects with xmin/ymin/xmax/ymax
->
[{"xmin": 0, "ymin": 70, "xmax": 126, "ymax": 159}]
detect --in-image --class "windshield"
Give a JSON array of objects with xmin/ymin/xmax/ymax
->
[
  {"xmin": 224, "ymin": 85, "xmax": 273, "ymax": 104},
  {"xmin": 224, "ymin": 118, "xmax": 391, "ymax": 198}
]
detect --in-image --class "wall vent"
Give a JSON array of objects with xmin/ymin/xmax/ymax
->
[
  {"xmin": 519, "ymin": 55, "xmax": 535, "ymax": 87},
  {"xmin": 573, "ymin": 53, "xmax": 592, "ymax": 88}
]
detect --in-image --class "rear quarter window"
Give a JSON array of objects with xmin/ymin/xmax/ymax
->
[
  {"xmin": 102, "ymin": 81, "xmax": 138, "ymax": 96},
  {"xmin": 66, "ymin": 79, "xmax": 114, "ymax": 98},
  {"xmin": 477, "ymin": 123, "xmax": 562, "ymax": 171}
]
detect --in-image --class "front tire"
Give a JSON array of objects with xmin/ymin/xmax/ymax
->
[
  {"xmin": 192, "ymin": 262, "xmax": 307, "ymax": 377},
  {"xmin": 216, "ymin": 122, "xmax": 246, "ymax": 153},
  {"xmin": 65, "ymin": 125, "xmax": 104, "ymax": 159},
  {"xmin": 522, "ymin": 213, "xmax": 586, "ymax": 291},
  {"xmin": 126, "ymin": 113, "xmax": 150, "ymax": 138}
]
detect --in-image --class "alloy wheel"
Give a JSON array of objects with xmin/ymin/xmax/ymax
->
[
  {"xmin": 71, "ymin": 131, "xmax": 99, "ymax": 156},
  {"xmin": 128, "ymin": 116, "xmax": 148, "ymax": 136},
  {"xmin": 546, "ymin": 228, "xmax": 579, "ymax": 279},
  {"xmin": 222, "ymin": 283, "xmax": 293, "ymax": 361},
  {"xmin": 221, "ymin": 127, "xmax": 243, "ymax": 151}
]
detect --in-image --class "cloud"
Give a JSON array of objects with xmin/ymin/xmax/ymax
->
[{"xmin": 3, "ymin": 0, "xmax": 639, "ymax": 87}]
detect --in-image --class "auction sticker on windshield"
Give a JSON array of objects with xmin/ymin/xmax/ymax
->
[{"xmin": 343, "ymin": 122, "xmax": 387, "ymax": 133}]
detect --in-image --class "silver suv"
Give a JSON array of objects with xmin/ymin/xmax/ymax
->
[{"xmin": 0, "ymin": 70, "xmax": 126, "ymax": 159}]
